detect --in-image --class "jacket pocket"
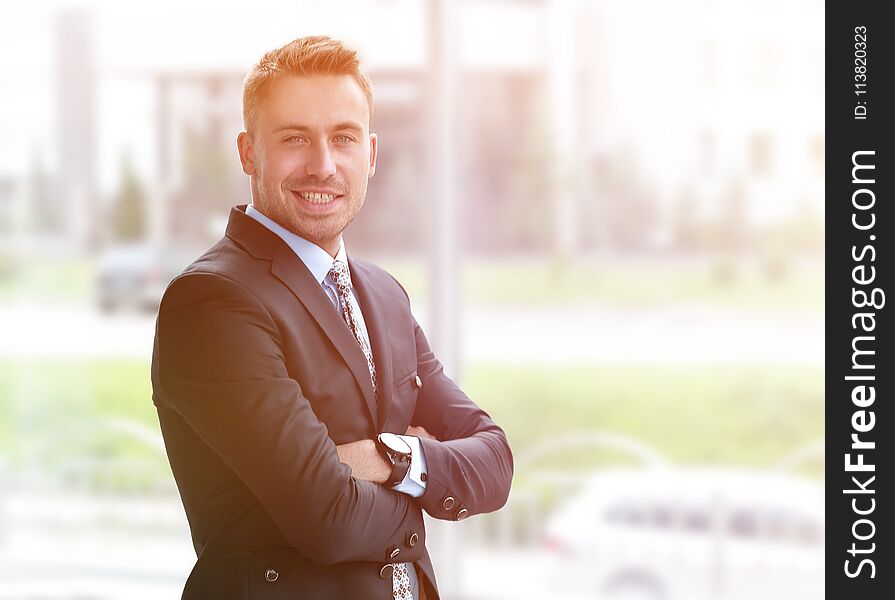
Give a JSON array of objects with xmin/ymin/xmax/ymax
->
[{"xmin": 394, "ymin": 370, "xmax": 418, "ymax": 392}]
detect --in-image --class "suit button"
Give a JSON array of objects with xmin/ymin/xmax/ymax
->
[
  {"xmin": 380, "ymin": 564, "xmax": 394, "ymax": 579},
  {"xmin": 442, "ymin": 496, "xmax": 455, "ymax": 511},
  {"xmin": 455, "ymin": 508, "xmax": 469, "ymax": 521},
  {"xmin": 408, "ymin": 532, "xmax": 419, "ymax": 547},
  {"xmin": 414, "ymin": 375, "xmax": 422, "ymax": 389},
  {"xmin": 390, "ymin": 547, "xmax": 401, "ymax": 559},
  {"xmin": 264, "ymin": 568, "xmax": 279, "ymax": 582}
]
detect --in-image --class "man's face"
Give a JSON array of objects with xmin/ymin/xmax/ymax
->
[{"xmin": 237, "ymin": 74, "xmax": 377, "ymax": 256}]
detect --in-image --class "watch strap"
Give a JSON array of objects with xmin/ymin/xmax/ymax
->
[{"xmin": 377, "ymin": 434, "xmax": 412, "ymax": 486}]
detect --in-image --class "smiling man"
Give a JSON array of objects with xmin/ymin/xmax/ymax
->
[
  {"xmin": 151, "ymin": 36, "xmax": 513, "ymax": 600},
  {"xmin": 238, "ymin": 70, "xmax": 373, "ymax": 256}
]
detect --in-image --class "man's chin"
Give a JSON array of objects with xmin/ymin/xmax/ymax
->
[{"xmin": 285, "ymin": 221, "xmax": 344, "ymax": 250}]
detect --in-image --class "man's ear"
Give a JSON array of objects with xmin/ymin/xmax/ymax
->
[
  {"xmin": 237, "ymin": 131, "xmax": 255, "ymax": 175},
  {"xmin": 368, "ymin": 132, "xmax": 378, "ymax": 178}
]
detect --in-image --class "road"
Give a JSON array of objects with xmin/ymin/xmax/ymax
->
[{"xmin": 0, "ymin": 300, "xmax": 823, "ymax": 365}]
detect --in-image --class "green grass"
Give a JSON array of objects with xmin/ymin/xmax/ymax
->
[
  {"xmin": 380, "ymin": 258, "xmax": 824, "ymax": 312},
  {"xmin": 0, "ymin": 360, "xmax": 161, "ymax": 479},
  {"xmin": 0, "ymin": 258, "xmax": 94, "ymax": 302},
  {"xmin": 0, "ymin": 256, "xmax": 822, "ymax": 311},
  {"xmin": 0, "ymin": 359, "xmax": 824, "ymax": 489},
  {"xmin": 465, "ymin": 364, "xmax": 823, "ymax": 479}
]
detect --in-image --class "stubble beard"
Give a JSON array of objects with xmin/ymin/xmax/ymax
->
[{"xmin": 253, "ymin": 174, "xmax": 366, "ymax": 251}]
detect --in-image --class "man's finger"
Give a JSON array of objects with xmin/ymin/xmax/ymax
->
[{"xmin": 405, "ymin": 425, "xmax": 437, "ymax": 441}]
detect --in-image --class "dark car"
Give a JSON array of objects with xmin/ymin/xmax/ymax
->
[{"xmin": 96, "ymin": 245, "xmax": 195, "ymax": 313}]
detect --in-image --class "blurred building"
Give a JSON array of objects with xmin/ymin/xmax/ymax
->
[
  {"xmin": 55, "ymin": 7, "xmax": 99, "ymax": 249},
  {"xmin": 4, "ymin": 0, "xmax": 823, "ymax": 258}
]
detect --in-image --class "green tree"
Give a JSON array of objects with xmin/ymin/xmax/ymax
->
[
  {"xmin": 110, "ymin": 152, "xmax": 147, "ymax": 241},
  {"xmin": 28, "ymin": 150, "xmax": 60, "ymax": 233}
]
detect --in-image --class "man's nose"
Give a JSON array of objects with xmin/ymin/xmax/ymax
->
[{"xmin": 305, "ymin": 143, "xmax": 337, "ymax": 179}]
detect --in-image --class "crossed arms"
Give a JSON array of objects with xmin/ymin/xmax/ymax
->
[{"xmin": 154, "ymin": 272, "xmax": 513, "ymax": 565}]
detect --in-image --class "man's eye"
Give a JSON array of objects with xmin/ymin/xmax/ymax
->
[
  {"xmin": 285, "ymin": 136, "xmax": 306, "ymax": 144},
  {"xmin": 333, "ymin": 135, "xmax": 353, "ymax": 144}
]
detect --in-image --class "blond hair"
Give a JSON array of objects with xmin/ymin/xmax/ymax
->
[{"xmin": 242, "ymin": 36, "xmax": 374, "ymax": 131}]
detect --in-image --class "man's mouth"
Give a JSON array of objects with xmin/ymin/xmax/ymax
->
[{"xmin": 293, "ymin": 190, "xmax": 341, "ymax": 205}]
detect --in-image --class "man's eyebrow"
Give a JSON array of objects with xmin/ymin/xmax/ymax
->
[
  {"xmin": 273, "ymin": 122, "xmax": 364, "ymax": 134},
  {"xmin": 331, "ymin": 122, "xmax": 364, "ymax": 133}
]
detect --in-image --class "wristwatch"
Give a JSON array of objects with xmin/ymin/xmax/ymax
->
[{"xmin": 376, "ymin": 432, "xmax": 412, "ymax": 487}]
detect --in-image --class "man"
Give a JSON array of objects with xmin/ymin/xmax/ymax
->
[{"xmin": 151, "ymin": 36, "xmax": 513, "ymax": 599}]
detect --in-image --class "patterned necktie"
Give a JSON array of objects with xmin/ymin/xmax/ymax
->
[{"xmin": 327, "ymin": 260, "xmax": 413, "ymax": 600}]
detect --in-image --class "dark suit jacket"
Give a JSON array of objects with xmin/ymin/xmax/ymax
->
[{"xmin": 151, "ymin": 205, "xmax": 514, "ymax": 599}]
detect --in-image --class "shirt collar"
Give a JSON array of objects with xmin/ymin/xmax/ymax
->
[{"xmin": 246, "ymin": 204, "xmax": 349, "ymax": 286}]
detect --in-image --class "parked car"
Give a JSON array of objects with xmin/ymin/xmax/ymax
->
[
  {"xmin": 543, "ymin": 467, "xmax": 823, "ymax": 600},
  {"xmin": 95, "ymin": 245, "xmax": 195, "ymax": 313}
]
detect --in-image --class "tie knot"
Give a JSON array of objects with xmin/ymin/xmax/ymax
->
[{"xmin": 329, "ymin": 260, "xmax": 351, "ymax": 290}]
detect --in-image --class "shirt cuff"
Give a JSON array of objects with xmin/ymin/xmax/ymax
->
[{"xmin": 390, "ymin": 434, "xmax": 428, "ymax": 497}]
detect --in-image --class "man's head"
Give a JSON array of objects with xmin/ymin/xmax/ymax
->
[{"xmin": 237, "ymin": 36, "xmax": 377, "ymax": 256}]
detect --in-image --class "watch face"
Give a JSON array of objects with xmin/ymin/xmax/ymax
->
[{"xmin": 380, "ymin": 432, "xmax": 411, "ymax": 455}]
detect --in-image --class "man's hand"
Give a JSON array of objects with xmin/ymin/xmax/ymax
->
[
  {"xmin": 337, "ymin": 428, "xmax": 437, "ymax": 484},
  {"xmin": 336, "ymin": 439, "xmax": 391, "ymax": 484},
  {"xmin": 405, "ymin": 425, "xmax": 437, "ymax": 441}
]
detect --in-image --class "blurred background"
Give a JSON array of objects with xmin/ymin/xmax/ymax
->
[{"xmin": 0, "ymin": 0, "xmax": 823, "ymax": 598}]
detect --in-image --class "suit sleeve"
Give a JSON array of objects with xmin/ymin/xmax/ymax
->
[
  {"xmin": 154, "ymin": 272, "xmax": 425, "ymax": 565},
  {"xmin": 408, "ymin": 317, "xmax": 514, "ymax": 521}
]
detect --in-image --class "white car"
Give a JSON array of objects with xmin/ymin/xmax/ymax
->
[{"xmin": 543, "ymin": 467, "xmax": 823, "ymax": 600}]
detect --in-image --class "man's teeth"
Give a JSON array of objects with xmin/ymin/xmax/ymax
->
[{"xmin": 299, "ymin": 192, "xmax": 336, "ymax": 203}]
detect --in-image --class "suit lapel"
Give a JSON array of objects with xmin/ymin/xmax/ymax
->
[
  {"xmin": 271, "ymin": 257, "xmax": 378, "ymax": 425},
  {"xmin": 349, "ymin": 258, "xmax": 394, "ymax": 431},
  {"xmin": 225, "ymin": 206, "xmax": 378, "ymax": 425}
]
